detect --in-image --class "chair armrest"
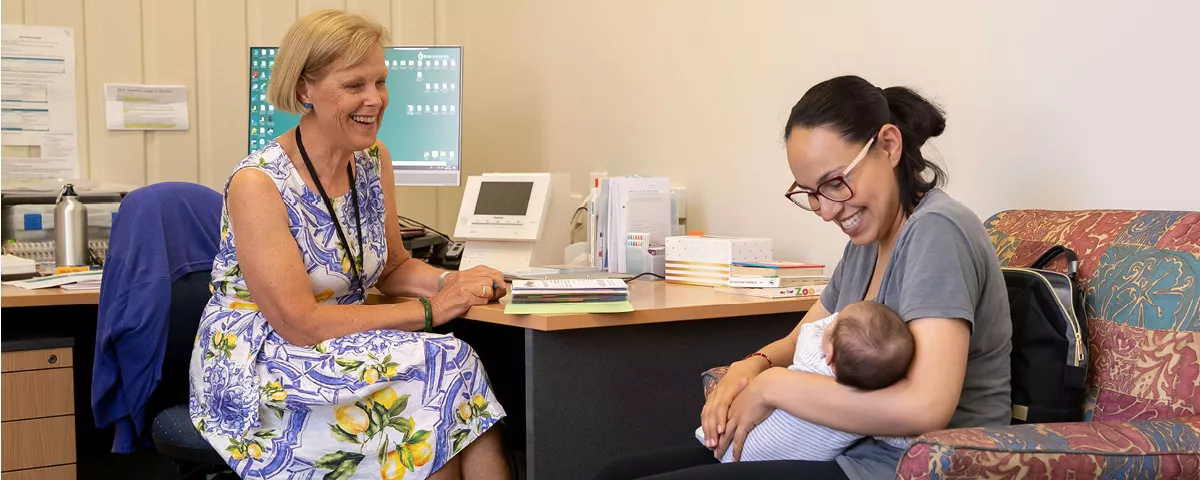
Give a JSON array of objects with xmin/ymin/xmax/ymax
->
[
  {"xmin": 701, "ymin": 366, "xmax": 728, "ymax": 399},
  {"xmin": 897, "ymin": 416, "xmax": 1200, "ymax": 479}
]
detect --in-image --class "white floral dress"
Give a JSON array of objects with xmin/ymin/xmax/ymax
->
[{"xmin": 189, "ymin": 141, "xmax": 504, "ymax": 479}]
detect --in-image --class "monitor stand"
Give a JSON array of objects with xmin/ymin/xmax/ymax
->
[{"xmin": 458, "ymin": 241, "xmax": 535, "ymax": 273}]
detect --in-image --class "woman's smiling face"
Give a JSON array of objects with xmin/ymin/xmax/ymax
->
[{"xmin": 786, "ymin": 125, "xmax": 904, "ymax": 246}]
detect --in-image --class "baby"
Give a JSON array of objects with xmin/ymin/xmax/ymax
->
[{"xmin": 696, "ymin": 301, "xmax": 916, "ymax": 462}]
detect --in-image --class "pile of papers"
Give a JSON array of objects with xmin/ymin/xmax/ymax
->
[
  {"xmin": 505, "ymin": 279, "xmax": 633, "ymax": 315},
  {"xmin": 3, "ymin": 270, "xmax": 102, "ymax": 291},
  {"xmin": 1, "ymin": 254, "xmax": 37, "ymax": 278},
  {"xmin": 592, "ymin": 177, "xmax": 672, "ymax": 273}
]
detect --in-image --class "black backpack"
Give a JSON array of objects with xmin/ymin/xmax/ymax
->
[{"xmin": 1003, "ymin": 246, "xmax": 1089, "ymax": 424}]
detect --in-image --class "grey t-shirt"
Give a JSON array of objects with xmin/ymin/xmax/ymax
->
[{"xmin": 820, "ymin": 188, "xmax": 1013, "ymax": 479}]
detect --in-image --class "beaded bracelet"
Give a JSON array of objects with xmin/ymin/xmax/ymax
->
[{"xmin": 744, "ymin": 352, "xmax": 773, "ymax": 368}]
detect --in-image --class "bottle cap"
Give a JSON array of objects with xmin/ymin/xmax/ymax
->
[{"xmin": 56, "ymin": 183, "xmax": 78, "ymax": 203}]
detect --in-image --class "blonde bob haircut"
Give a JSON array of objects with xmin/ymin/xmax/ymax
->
[{"xmin": 267, "ymin": 9, "xmax": 390, "ymax": 115}]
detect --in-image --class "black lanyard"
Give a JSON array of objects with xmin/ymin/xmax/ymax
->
[{"xmin": 295, "ymin": 127, "xmax": 364, "ymax": 298}]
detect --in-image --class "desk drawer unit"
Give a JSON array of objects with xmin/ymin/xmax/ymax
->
[
  {"xmin": 1, "ymin": 346, "xmax": 76, "ymax": 479},
  {"xmin": 0, "ymin": 465, "xmax": 76, "ymax": 480}
]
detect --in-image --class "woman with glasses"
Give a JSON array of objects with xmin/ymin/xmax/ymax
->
[{"xmin": 595, "ymin": 75, "xmax": 1012, "ymax": 480}]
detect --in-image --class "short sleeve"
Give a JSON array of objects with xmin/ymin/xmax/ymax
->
[
  {"xmin": 893, "ymin": 214, "xmax": 980, "ymax": 327},
  {"xmin": 820, "ymin": 246, "xmax": 848, "ymax": 313}
]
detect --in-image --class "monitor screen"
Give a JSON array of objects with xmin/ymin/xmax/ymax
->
[
  {"xmin": 248, "ymin": 46, "xmax": 462, "ymax": 186},
  {"xmin": 473, "ymin": 181, "xmax": 533, "ymax": 216}
]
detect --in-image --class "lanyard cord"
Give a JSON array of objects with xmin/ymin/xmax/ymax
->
[{"xmin": 295, "ymin": 127, "xmax": 365, "ymax": 298}]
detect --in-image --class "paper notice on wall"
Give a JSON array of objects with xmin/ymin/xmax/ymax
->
[
  {"xmin": 40, "ymin": 131, "xmax": 77, "ymax": 159},
  {"xmin": 1, "ymin": 157, "xmax": 76, "ymax": 179},
  {"xmin": 0, "ymin": 24, "xmax": 80, "ymax": 179},
  {"xmin": 104, "ymin": 84, "xmax": 189, "ymax": 130},
  {"xmin": 32, "ymin": 131, "xmax": 80, "ymax": 178}
]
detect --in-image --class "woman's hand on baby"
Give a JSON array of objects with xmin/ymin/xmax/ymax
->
[
  {"xmin": 700, "ymin": 357, "xmax": 769, "ymax": 450},
  {"xmin": 716, "ymin": 371, "xmax": 776, "ymax": 462}
]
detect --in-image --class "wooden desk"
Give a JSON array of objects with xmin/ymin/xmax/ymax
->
[
  {"xmin": 439, "ymin": 281, "xmax": 816, "ymax": 480},
  {"xmin": 4, "ymin": 281, "xmax": 816, "ymax": 480},
  {"xmin": 3, "ymin": 279, "xmax": 815, "ymax": 324},
  {"xmin": 371, "ymin": 281, "xmax": 816, "ymax": 331},
  {"xmin": 1, "ymin": 286, "xmax": 99, "ymax": 309}
]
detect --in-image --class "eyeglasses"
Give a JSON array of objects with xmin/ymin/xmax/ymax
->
[{"xmin": 784, "ymin": 137, "xmax": 875, "ymax": 212}]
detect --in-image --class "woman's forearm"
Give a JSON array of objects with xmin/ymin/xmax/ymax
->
[
  {"xmin": 751, "ymin": 336, "xmax": 800, "ymax": 369},
  {"xmin": 747, "ymin": 303, "xmax": 829, "ymax": 368},
  {"xmin": 375, "ymin": 257, "xmax": 444, "ymax": 298},
  {"xmin": 268, "ymin": 301, "xmax": 428, "ymax": 347},
  {"xmin": 758, "ymin": 368, "xmax": 932, "ymax": 437},
  {"xmin": 757, "ymin": 317, "xmax": 972, "ymax": 437}
]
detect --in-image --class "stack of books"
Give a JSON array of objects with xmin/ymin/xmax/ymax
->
[
  {"xmin": 505, "ymin": 278, "xmax": 634, "ymax": 314},
  {"xmin": 2, "ymin": 269, "xmax": 103, "ymax": 291},
  {"xmin": 716, "ymin": 261, "xmax": 828, "ymax": 298}
]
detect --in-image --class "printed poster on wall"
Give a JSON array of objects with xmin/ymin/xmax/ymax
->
[
  {"xmin": 1, "ymin": 24, "xmax": 81, "ymax": 179},
  {"xmin": 104, "ymin": 84, "xmax": 190, "ymax": 130}
]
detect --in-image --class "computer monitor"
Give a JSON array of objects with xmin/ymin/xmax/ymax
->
[{"xmin": 248, "ymin": 46, "xmax": 462, "ymax": 186}]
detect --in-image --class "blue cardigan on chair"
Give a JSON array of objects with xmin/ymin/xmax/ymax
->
[{"xmin": 93, "ymin": 182, "xmax": 222, "ymax": 453}]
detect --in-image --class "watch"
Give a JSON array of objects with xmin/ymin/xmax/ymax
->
[{"xmin": 438, "ymin": 271, "xmax": 452, "ymax": 292}]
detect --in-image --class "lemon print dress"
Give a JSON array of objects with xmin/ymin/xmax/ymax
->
[{"xmin": 189, "ymin": 141, "xmax": 504, "ymax": 480}]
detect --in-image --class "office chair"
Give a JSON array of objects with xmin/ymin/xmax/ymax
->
[
  {"xmin": 92, "ymin": 181, "xmax": 229, "ymax": 479},
  {"xmin": 148, "ymin": 269, "xmax": 231, "ymax": 479}
]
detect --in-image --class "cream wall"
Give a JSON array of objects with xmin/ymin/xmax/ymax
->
[
  {"xmin": 5, "ymin": 1, "xmax": 1198, "ymax": 265},
  {"xmin": 0, "ymin": 0, "xmax": 475, "ymax": 231},
  {"xmin": 444, "ymin": 0, "xmax": 1200, "ymax": 270}
]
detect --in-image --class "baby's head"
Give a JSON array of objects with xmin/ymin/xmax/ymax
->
[{"xmin": 821, "ymin": 301, "xmax": 914, "ymax": 391}]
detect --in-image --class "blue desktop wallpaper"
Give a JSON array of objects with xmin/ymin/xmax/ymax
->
[{"xmin": 248, "ymin": 46, "xmax": 462, "ymax": 174}]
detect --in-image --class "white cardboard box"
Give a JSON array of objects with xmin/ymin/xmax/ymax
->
[{"xmin": 664, "ymin": 236, "xmax": 773, "ymax": 286}]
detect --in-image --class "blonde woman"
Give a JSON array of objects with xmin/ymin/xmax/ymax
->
[{"xmin": 189, "ymin": 10, "xmax": 510, "ymax": 479}]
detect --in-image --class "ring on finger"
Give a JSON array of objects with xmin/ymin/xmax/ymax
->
[{"xmin": 481, "ymin": 285, "xmax": 489, "ymax": 297}]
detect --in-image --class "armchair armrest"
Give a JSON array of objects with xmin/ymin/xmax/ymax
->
[
  {"xmin": 701, "ymin": 366, "xmax": 728, "ymax": 399},
  {"xmin": 898, "ymin": 416, "xmax": 1200, "ymax": 479}
]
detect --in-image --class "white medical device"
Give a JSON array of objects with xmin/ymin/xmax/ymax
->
[{"xmin": 454, "ymin": 173, "xmax": 572, "ymax": 274}]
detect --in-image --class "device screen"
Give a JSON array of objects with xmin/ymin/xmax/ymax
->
[
  {"xmin": 249, "ymin": 46, "xmax": 462, "ymax": 186},
  {"xmin": 473, "ymin": 182, "xmax": 533, "ymax": 216}
]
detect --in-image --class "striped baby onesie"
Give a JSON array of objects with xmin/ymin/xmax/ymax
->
[{"xmin": 696, "ymin": 313, "xmax": 912, "ymax": 462}]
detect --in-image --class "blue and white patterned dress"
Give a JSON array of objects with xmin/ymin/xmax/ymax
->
[{"xmin": 189, "ymin": 141, "xmax": 505, "ymax": 480}]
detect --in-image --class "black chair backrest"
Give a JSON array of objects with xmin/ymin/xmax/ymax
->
[{"xmin": 147, "ymin": 270, "xmax": 213, "ymax": 418}]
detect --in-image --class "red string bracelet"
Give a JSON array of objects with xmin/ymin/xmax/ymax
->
[{"xmin": 744, "ymin": 352, "xmax": 773, "ymax": 368}]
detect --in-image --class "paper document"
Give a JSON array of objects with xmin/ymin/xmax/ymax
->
[
  {"xmin": 1, "ymin": 24, "xmax": 80, "ymax": 177},
  {"xmin": 503, "ymin": 301, "xmax": 634, "ymax": 315},
  {"xmin": 3, "ymin": 270, "xmax": 101, "ymax": 289},
  {"xmin": 596, "ymin": 178, "xmax": 611, "ymax": 270},
  {"xmin": 60, "ymin": 279, "xmax": 101, "ymax": 291},
  {"xmin": 3, "ymin": 130, "xmax": 83, "ymax": 179},
  {"xmin": 1, "ymin": 157, "xmax": 78, "ymax": 179},
  {"xmin": 511, "ymin": 279, "xmax": 628, "ymax": 291},
  {"xmin": 105, "ymin": 84, "xmax": 190, "ymax": 130},
  {"xmin": 607, "ymin": 177, "xmax": 671, "ymax": 273},
  {"xmin": 1, "ymin": 254, "xmax": 36, "ymax": 275}
]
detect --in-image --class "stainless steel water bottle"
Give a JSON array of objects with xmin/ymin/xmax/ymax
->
[{"xmin": 54, "ymin": 183, "xmax": 89, "ymax": 266}]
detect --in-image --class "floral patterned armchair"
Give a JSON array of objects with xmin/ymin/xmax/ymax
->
[{"xmin": 702, "ymin": 209, "xmax": 1200, "ymax": 478}]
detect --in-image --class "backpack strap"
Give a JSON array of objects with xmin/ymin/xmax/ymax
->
[{"xmin": 1031, "ymin": 245, "xmax": 1080, "ymax": 280}]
